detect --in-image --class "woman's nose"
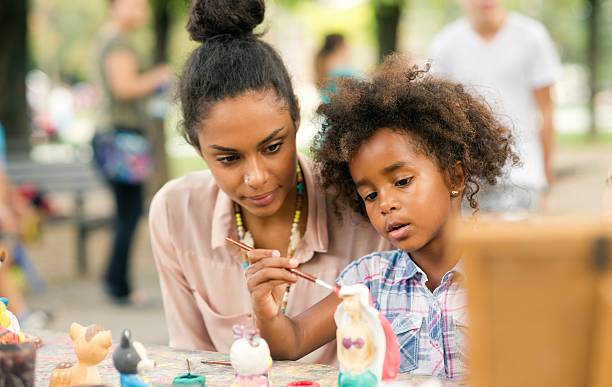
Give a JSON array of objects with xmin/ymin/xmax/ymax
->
[{"xmin": 244, "ymin": 159, "xmax": 269, "ymax": 189}]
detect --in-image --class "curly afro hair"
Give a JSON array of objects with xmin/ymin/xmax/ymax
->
[{"xmin": 313, "ymin": 55, "xmax": 519, "ymax": 218}]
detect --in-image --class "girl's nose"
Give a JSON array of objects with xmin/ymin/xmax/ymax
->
[{"xmin": 379, "ymin": 192, "xmax": 401, "ymax": 215}]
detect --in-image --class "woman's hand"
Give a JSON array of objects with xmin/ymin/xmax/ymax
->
[{"xmin": 245, "ymin": 249, "xmax": 298, "ymax": 321}]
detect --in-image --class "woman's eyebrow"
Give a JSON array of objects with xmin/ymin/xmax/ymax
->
[
  {"xmin": 257, "ymin": 127, "xmax": 285, "ymax": 147},
  {"xmin": 208, "ymin": 127, "xmax": 285, "ymax": 152}
]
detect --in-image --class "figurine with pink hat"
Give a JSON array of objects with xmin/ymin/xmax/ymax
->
[{"xmin": 335, "ymin": 284, "xmax": 400, "ymax": 387}]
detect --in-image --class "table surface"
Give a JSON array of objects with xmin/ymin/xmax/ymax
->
[{"xmin": 33, "ymin": 330, "xmax": 461, "ymax": 387}]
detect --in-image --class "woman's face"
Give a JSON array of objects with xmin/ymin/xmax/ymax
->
[{"xmin": 197, "ymin": 91, "xmax": 298, "ymax": 218}]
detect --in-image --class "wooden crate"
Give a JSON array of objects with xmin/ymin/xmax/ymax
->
[{"xmin": 448, "ymin": 218, "xmax": 612, "ymax": 387}]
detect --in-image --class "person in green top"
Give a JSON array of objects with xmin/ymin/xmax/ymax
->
[
  {"xmin": 313, "ymin": 33, "xmax": 361, "ymax": 104},
  {"xmin": 94, "ymin": 0, "xmax": 172, "ymax": 305}
]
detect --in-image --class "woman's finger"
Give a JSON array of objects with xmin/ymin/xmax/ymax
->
[
  {"xmin": 246, "ymin": 256, "xmax": 298, "ymax": 277},
  {"xmin": 246, "ymin": 249, "xmax": 282, "ymax": 263},
  {"xmin": 246, "ymin": 267, "xmax": 297, "ymax": 291}
]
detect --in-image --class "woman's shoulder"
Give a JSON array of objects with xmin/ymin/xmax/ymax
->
[{"xmin": 150, "ymin": 170, "xmax": 219, "ymax": 215}]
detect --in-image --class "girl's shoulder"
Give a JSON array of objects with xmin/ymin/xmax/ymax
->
[{"xmin": 337, "ymin": 250, "xmax": 405, "ymax": 286}]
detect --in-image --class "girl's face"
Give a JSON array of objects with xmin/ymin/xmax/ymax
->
[
  {"xmin": 197, "ymin": 91, "xmax": 298, "ymax": 218},
  {"xmin": 349, "ymin": 128, "xmax": 459, "ymax": 252}
]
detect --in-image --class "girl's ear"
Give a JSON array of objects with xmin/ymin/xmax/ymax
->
[{"xmin": 446, "ymin": 161, "xmax": 466, "ymax": 193}]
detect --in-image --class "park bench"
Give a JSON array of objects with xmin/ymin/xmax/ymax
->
[{"xmin": 5, "ymin": 154, "xmax": 112, "ymax": 276}]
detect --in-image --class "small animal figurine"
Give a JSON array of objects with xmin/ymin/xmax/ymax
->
[
  {"xmin": 229, "ymin": 325, "xmax": 272, "ymax": 387},
  {"xmin": 48, "ymin": 322, "xmax": 113, "ymax": 387},
  {"xmin": 334, "ymin": 284, "xmax": 400, "ymax": 387},
  {"xmin": 113, "ymin": 329, "xmax": 156, "ymax": 387}
]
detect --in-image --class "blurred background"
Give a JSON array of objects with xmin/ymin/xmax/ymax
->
[{"xmin": 0, "ymin": 0, "xmax": 610, "ymax": 344}]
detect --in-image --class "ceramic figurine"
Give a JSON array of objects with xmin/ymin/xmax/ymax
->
[
  {"xmin": 334, "ymin": 284, "xmax": 400, "ymax": 387},
  {"xmin": 229, "ymin": 325, "xmax": 272, "ymax": 387},
  {"xmin": 48, "ymin": 322, "xmax": 113, "ymax": 387},
  {"xmin": 113, "ymin": 329, "xmax": 156, "ymax": 387},
  {"xmin": 0, "ymin": 297, "xmax": 22, "ymax": 334}
]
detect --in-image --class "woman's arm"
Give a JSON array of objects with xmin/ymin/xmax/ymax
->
[
  {"xmin": 149, "ymin": 192, "xmax": 214, "ymax": 350},
  {"xmin": 104, "ymin": 48, "xmax": 172, "ymax": 101},
  {"xmin": 246, "ymin": 249, "xmax": 339, "ymax": 359}
]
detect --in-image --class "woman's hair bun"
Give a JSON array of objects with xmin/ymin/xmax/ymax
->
[{"xmin": 187, "ymin": 0, "xmax": 265, "ymax": 42}]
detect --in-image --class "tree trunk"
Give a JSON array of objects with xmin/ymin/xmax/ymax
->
[
  {"xmin": 149, "ymin": 0, "xmax": 171, "ymax": 194},
  {"xmin": 0, "ymin": 0, "xmax": 29, "ymax": 151},
  {"xmin": 586, "ymin": 0, "xmax": 600, "ymax": 138},
  {"xmin": 375, "ymin": 1, "xmax": 403, "ymax": 63}
]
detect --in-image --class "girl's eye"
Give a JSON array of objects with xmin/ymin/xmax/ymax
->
[
  {"xmin": 364, "ymin": 192, "xmax": 377, "ymax": 202},
  {"xmin": 395, "ymin": 177, "xmax": 413, "ymax": 187},
  {"xmin": 216, "ymin": 154, "xmax": 240, "ymax": 164},
  {"xmin": 264, "ymin": 142, "xmax": 283, "ymax": 154}
]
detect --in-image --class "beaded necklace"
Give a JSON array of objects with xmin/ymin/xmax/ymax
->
[{"xmin": 234, "ymin": 163, "xmax": 305, "ymax": 315}]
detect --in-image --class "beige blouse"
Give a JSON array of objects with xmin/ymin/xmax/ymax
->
[{"xmin": 149, "ymin": 154, "xmax": 389, "ymax": 364}]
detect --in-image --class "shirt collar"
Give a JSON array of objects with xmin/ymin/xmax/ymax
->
[
  {"xmin": 395, "ymin": 250, "xmax": 464, "ymax": 285},
  {"xmin": 210, "ymin": 154, "xmax": 329, "ymax": 263}
]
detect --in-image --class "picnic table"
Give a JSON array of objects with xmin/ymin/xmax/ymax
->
[{"xmin": 33, "ymin": 330, "xmax": 461, "ymax": 387}]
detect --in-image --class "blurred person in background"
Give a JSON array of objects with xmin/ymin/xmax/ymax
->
[
  {"xmin": 314, "ymin": 33, "xmax": 359, "ymax": 103},
  {"xmin": 93, "ymin": 0, "xmax": 172, "ymax": 305},
  {"xmin": 429, "ymin": 0, "xmax": 561, "ymax": 212},
  {"xmin": 0, "ymin": 123, "xmax": 50, "ymax": 329}
]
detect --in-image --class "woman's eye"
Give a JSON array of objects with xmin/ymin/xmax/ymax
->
[
  {"xmin": 364, "ymin": 192, "xmax": 377, "ymax": 202},
  {"xmin": 217, "ymin": 154, "xmax": 240, "ymax": 164},
  {"xmin": 395, "ymin": 177, "xmax": 412, "ymax": 187},
  {"xmin": 264, "ymin": 142, "xmax": 283, "ymax": 154}
]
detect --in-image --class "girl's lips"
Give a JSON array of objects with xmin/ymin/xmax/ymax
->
[{"xmin": 388, "ymin": 224, "xmax": 412, "ymax": 240}]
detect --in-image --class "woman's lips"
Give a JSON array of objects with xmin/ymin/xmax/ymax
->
[{"xmin": 245, "ymin": 189, "xmax": 277, "ymax": 207}]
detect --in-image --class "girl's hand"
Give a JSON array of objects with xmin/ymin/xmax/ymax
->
[{"xmin": 245, "ymin": 249, "xmax": 298, "ymax": 321}]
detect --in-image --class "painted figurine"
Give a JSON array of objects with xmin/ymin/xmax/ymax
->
[
  {"xmin": 0, "ymin": 297, "xmax": 22, "ymax": 333},
  {"xmin": 113, "ymin": 329, "xmax": 156, "ymax": 387},
  {"xmin": 334, "ymin": 284, "xmax": 400, "ymax": 387},
  {"xmin": 230, "ymin": 325, "xmax": 272, "ymax": 387},
  {"xmin": 48, "ymin": 322, "xmax": 113, "ymax": 387}
]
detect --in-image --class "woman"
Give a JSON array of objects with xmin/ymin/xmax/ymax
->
[
  {"xmin": 314, "ymin": 33, "xmax": 358, "ymax": 103},
  {"xmin": 94, "ymin": 0, "xmax": 172, "ymax": 304},
  {"xmin": 149, "ymin": 0, "xmax": 387, "ymax": 364}
]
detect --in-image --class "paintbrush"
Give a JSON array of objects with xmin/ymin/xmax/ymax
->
[
  {"xmin": 201, "ymin": 360, "xmax": 232, "ymax": 366},
  {"xmin": 225, "ymin": 236, "xmax": 340, "ymax": 294}
]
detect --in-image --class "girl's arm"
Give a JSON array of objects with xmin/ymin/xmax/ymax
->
[{"xmin": 246, "ymin": 249, "xmax": 340, "ymax": 360}]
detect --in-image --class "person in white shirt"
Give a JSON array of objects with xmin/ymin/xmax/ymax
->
[{"xmin": 429, "ymin": 0, "xmax": 561, "ymax": 212}]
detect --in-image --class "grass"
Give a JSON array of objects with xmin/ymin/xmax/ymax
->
[{"xmin": 556, "ymin": 131, "xmax": 612, "ymax": 145}]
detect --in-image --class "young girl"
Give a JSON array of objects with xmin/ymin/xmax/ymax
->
[
  {"xmin": 148, "ymin": 0, "xmax": 387, "ymax": 364},
  {"xmin": 245, "ymin": 55, "xmax": 518, "ymax": 379}
]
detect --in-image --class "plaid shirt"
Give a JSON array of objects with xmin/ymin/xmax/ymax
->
[{"xmin": 337, "ymin": 250, "xmax": 467, "ymax": 380}]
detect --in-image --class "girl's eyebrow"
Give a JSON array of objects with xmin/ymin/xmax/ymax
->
[
  {"xmin": 383, "ymin": 161, "xmax": 407, "ymax": 174},
  {"xmin": 208, "ymin": 127, "xmax": 285, "ymax": 152}
]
